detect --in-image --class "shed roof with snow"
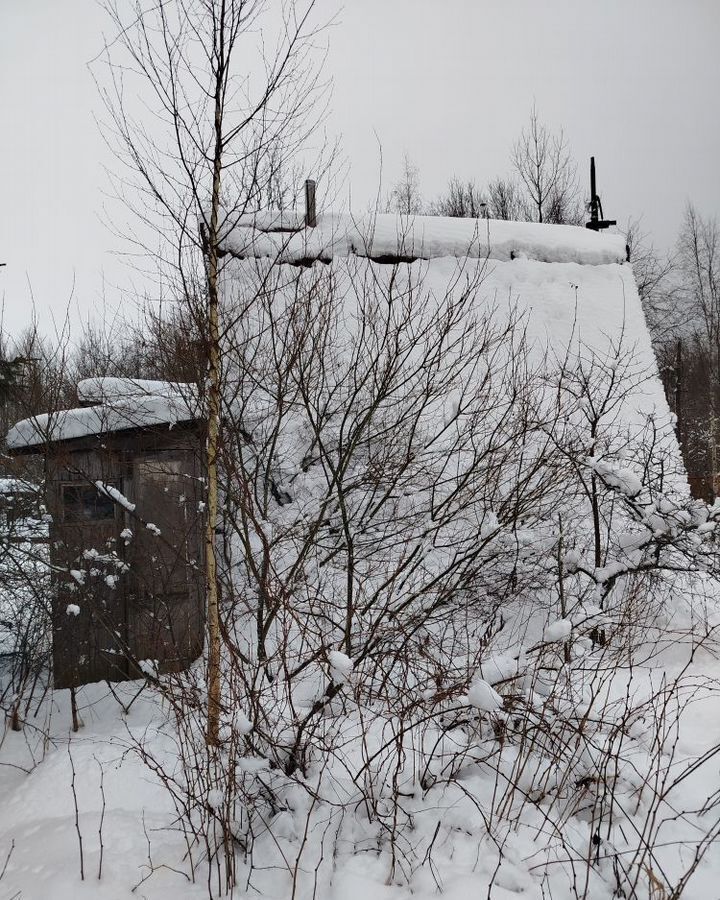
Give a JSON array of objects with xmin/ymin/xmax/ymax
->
[{"xmin": 6, "ymin": 378, "xmax": 201, "ymax": 453}]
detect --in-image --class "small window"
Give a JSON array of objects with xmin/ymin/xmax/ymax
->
[{"xmin": 62, "ymin": 483, "xmax": 118, "ymax": 523}]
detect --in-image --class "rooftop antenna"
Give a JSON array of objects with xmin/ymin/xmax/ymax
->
[{"xmin": 585, "ymin": 157, "xmax": 616, "ymax": 231}]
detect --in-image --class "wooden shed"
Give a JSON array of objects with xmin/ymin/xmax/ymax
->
[{"xmin": 6, "ymin": 379, "xmax": 206, "ymax": 688}]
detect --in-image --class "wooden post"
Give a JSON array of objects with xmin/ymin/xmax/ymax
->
[{"xmin": 305, "ymin": 179, "xmax": 317, "ymax": 228}]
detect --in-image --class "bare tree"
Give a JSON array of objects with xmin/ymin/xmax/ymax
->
[
  {"xmin": 511, "ymin": 104, "xmax": 582, "ymax": 225},
  {"xmin": 676, "ymin": 203, "xmax": 720, "ymax": 347},
  {"xmin": 625, "ymin": 217, "xmax": 677, "ymax": 337},
  {"xmin": 98, "ymin": 0, "xmax": 331, "ymax": 748},
  {"xmin": 486, "ymin": 176, "xmax": 525, "ymax": 221},
  {"xmin": 427, "ymin": 176, "xmax": 486, "ymax": 218},
  {"xmin": 421, "ymin": 110, "xmax": 581, "ymax": 226},
  {"xmin": 665, "ymin": 203, "xmax": 720, "ymax": 498},
  {"xmin": 388, "ymin": 153, "xmax": 423, "ymax": 215}
]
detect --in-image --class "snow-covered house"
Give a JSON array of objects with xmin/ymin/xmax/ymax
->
[
  {"xmin": 2, "ymin": 212, "xmax": 684, "ymax": 694},
  {"xmin": 5, "ymin": 378, "xmax": 205, "ymax": 688}
]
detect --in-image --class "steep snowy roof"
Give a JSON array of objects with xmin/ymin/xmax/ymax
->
[
  {"xmin": 220, "ymin": 211, "xmax": 683, "ymax": 488},
  {"xmin": 6, "ymin": 381, "xmax": 200, "ymax": 452},
  {"xmin": 222, "ymin": 211, "xmax": 627, "ymax": 266}
]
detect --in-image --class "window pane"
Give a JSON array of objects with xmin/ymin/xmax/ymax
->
[{"xmin": 62, "ymin": 484, "xmax": 117, "ymax": 522}]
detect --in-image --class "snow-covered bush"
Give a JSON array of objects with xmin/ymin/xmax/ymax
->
[
  {"xmin": 108, "ymin": 245, "xmax": 720, "ymax": 899},
  {"xmin": 8, "ymin": 235, "xmax": 720, "ymax": 899}
]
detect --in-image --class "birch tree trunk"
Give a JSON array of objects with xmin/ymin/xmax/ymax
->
[{"xmin": 205, "ymin": 145, "xmax": 223, "ymax": 748}]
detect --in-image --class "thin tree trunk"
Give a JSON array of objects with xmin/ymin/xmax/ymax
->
[
  {"xmin": 205, "ymin": 272, "xmax": 221, "ymax": 746},
  {"xmin": 674, "ymin": 339, "xmax": 683, "ymax": 435},
  {"xmin": 205, "ymin": 18, "xmax": 226, "ymax": 748}
]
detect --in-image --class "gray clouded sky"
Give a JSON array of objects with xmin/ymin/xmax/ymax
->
[{"xmin": 1, "ymin": 0, "xmax": 719, "ymax": 336}]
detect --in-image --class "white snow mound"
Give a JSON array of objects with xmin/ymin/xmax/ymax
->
[{"xmin": 467, "ymin": 678, "xmax": 504, "ymax": 712}]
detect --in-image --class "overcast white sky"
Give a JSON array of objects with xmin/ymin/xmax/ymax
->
[{"xmin": 1, "ymin": 0, "xmax": 719, "ymax": 338}]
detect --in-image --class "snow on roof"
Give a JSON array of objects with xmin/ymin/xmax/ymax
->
[
  {"xmin": 6, "ymin": 391, "xmax": 200, "ymax": 452},
  {"xmin": 222, "ymin": 211, "xmax": 627, "ymax": 266},
  {"xmin": 77, "ymin": 377, "xmax": 195, "ymax": 406}
]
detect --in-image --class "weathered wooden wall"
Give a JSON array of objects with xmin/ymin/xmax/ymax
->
[{"xmin": 47, "ymin": 423, "xmax": 205, "ymax": 688}]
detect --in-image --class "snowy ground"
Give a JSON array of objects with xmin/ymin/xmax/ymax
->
[
  {"xmin": 0, "ymin": 683, "xmax": 208, "ymax": 899},
  {"xmin": 3, "ymin": 611, "xmax": 720, "ymax": 899}
]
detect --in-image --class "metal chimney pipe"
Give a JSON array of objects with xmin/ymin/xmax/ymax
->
[{"xmin": 304, "ymin": 179, "xmax": 317, "ymax": 228}]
